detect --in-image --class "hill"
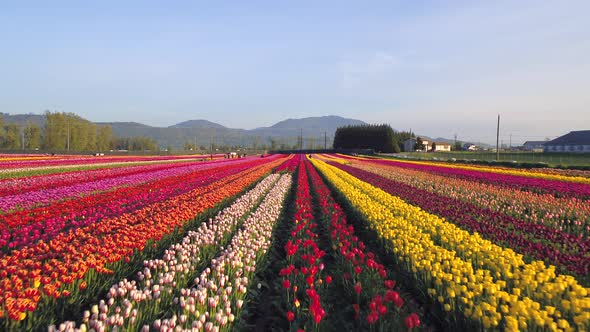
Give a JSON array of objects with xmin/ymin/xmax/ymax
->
[
  {"xmin": 0, "ymin": 112, "xmax": 45, "ymax": 127},
  {"xmin": 250, "ymin": 115, "xmax": 367, "ymax": 138},
  {"xmin": 169, "ymin": 120, "xmax": 226, "ymax": 129},
  {"xmin": 1, "ymin": 113, "xmax": 366, "ymax": 149}
]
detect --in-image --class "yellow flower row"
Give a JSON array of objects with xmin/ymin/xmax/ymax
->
[
  {"xmin": 310, "ymin": 157, "xmax": 590, "ymax": 331},
  {"xmin": 334, "ymin": 153, "xmax": 590, "ymax": 184},
  {"xmin": 329, "ymin": 161, "xmax": 587, "ymax": 303},
  {"xmin": 313, "ymin": 154, "xmax": 350, "ymax": 165},
  {"xmin": 0, "ymin": 157, "xmax": 58, "ymax": 161}
]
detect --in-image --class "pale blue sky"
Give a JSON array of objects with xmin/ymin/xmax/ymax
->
[{"xmin": 1, "ymin": 1, "xmax": 589, "ymax": 144}]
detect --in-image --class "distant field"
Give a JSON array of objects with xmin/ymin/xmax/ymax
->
[{"xmin": 396, "ymin": 151, "xmax": 590, "ymax": 166}]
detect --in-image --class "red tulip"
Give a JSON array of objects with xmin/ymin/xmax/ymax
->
[
  {"xmin": 404, "ymin": 313, "xmax": 420, "ymax": 329},
  {"xmin": 384, "ymin": 280, "xmax": 396, "ymax": 289},
  {"xmin": 286, "ymin": 311, "xmax": 295, "ymax": 322},
  {"xmin": 354, "ymin": 283, "xmax": 361, "ymax": 294}
]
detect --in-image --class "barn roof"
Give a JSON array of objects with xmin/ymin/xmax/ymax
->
[{"xmin": 545, "ymin": 130, "xmax": 590, "ymax": 145}]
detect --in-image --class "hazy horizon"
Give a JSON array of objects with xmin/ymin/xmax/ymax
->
[{"xmin": 1, "ymin": 1, "xmax": 589, "ymax": 145}]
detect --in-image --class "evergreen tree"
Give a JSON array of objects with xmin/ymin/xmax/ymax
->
[{"xmin": 334, "ymin": 124, "xmax": 405, "ymax": 153}]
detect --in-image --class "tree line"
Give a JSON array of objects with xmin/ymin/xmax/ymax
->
[
  {"xmin": 0, "ymin": 118, "xmax": 40, "ymax": 149},
  {"xmin": 333, "ymin": 124, "xmax": 413, "ymax": 153},
  {"xmin": 0, "ymin": 111, "xmax": 158, "ymax": 152}
]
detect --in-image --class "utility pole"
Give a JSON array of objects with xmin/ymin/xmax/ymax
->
[
  {"xmin": 454, "ymin": 133, "xmax": 458, "ymax": 150},
  {"xmin": 496, "ymin": 114, "xmax": 500, "ymax": 161},
  {"xmin": 324, "ymin": 131, "xmax": 327, "ymax": 150},
  {"xmin": 194, "ymin": 135, "xmax": 197, "ymax": 153},
  {"xmin": 509, "ymin": 133, "xmax": 512, "ymax": 150},
  {"xmin": 210, "ymin": 136, "xmax": 213, "ymax": 160}
]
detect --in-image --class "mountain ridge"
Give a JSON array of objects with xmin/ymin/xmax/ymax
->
[
  {"xmin": 169, "ymin": 119, "xmax": 227, "ymax": 129},
  {"xmin": 1, "ymin": 113, "xmax": 369, "ymax": 149}
]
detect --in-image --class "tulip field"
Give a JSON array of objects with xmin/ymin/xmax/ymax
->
[{"xmin": 0, "ymin": 153, "xmax": 589, "ymax": 331}]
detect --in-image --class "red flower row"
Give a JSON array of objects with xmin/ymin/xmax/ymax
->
[
  {"xmin": 275, "ymin": 154, "xmax": 298, "ymax": 173},
  {"xmin": 305, "ymin": 158, "xmax": 420, "ymax": 330},
  {"xmin": 280, "ymin": 158, "xmax": 328, "ymax": 328}
]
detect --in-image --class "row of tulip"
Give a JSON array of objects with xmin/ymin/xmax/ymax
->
[
  {"xmin": 0, "ymin": 155, "xmax": 226, "ymax": 180},
  {"xmin": 333, "ymin": 154, "xmax": 590, "ymax": 199},
  {"xmin": 0, "ymin": 158, "xmax": 282, "ymax": 252},
  {"xmin": 345, "ymin": 160, "xmax": 589, "ymax": 237},
  {"xmin": 330, "ymin": 162, "xmax": 590, "ymax": 276},
  {"xmin": 0, "ymin": 157, "xmax": 286, "ymax": 326},
  {"xmin": 372, "ymin": 159, "xmax": 590, "ymax": 199},
  {"xmin": 156, "ymin": 173, "xmax": 292, "ymax": 331},
  {"xmin": 0, "ymin": 154, "xmax": 64, "ymax": 161},
  {"xmin": 310, "ymin": 157, "xmax": 590, "ymax": 331},
  {"xmin": 279, "ymin": 159, "xmax": 329, "ymax": 330},
  {"xmin": 0, "ymin": 162, "xmax": 144, "ymax": 180},
  {"xmin": 0, "ymin": 159, "xmax": 255, "ymax": 212},
  {"xmin": 0, "ymin": 158, "xmax": 227, "ymax": 197},
  {"xmin": 304, "ymin": 158, "xmax": 420, "ymax": 330},
  {"xmin": 0, "ymin": 154, "xmax": 209, "ymax": 169},
  {"xmin": 274, "ymin": 154, "xmax": 298, "ymax": 173},
  {"xmin": 528, "ymin": 167, "xmax": 590, "ymax": 178},
  {"xmin": 51, "ymin": 173, "xmax": 284, "ymax": 331},
  {"xmin": 0, "ymin": 160, "xmax": 200, "ymax": 180},
  {"xmin": 334, "ymin": 153, "xmax": 590, "ymax": 184}
]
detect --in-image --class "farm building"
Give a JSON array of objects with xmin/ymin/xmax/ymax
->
[
  {"xmin": 543, "ymin": 130, "xmax": 590, "ymax": 153},
  {"xmin": 432, "ymin": 142, "xmax": 452, "ymax": 152},
  {"xmin": 523, "ymin": 141, "xmax": 546, "ymax": 152}
]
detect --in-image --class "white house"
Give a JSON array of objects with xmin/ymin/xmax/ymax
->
[
  {"xmin": 544, "ymin": 130, "xmax": 590, "ymax": 153},
  {"xmin": 432, "ymin": 142, "xmax": 451, "ymax": 152}
]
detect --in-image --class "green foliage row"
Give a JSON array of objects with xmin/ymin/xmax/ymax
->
[
  {"xmin": 111, "ymin": 136, "xmax": 159, "ymax": 152},
  {"xmin": 0, "ymin": 112, "xmax": 159, "ymax": 152},
  {"xmin": 333, "ymin": 124, "xmax": 413, "ymax": 153},
  {"xmin": 43, "ymin": 111, "xmax": 112, "ymax": 151},
  {"xmin": 0, "ymin": 118, "xmax": 40, "ymax": 149}
]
